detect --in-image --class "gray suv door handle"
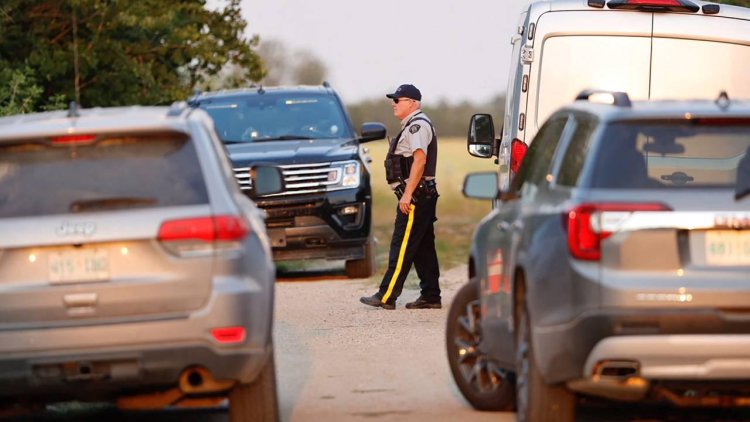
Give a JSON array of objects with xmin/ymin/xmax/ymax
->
[
  {"xmin": 497, "ymin": 221, "xmax": 511, "ymax": 231},
  {"xmin": 497, "ymin": 221, "xmax": 523, "ymax": 231}
]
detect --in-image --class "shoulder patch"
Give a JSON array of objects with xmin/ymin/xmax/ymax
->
[{"xmin": 409, "ymin": 124, "xmax": 421, "ymax": 134}]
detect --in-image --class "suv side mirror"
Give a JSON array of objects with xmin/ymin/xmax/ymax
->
[
  {"xmin": 462, "ymin": 172, "xmax": 499, "ymax": 200},
  {"xmin": 251, "ymin": 165, "xmax": 285, "ymax": 196},
  {"xmin": 467, "ymin": 114, "xmax": 497, "ymax": 158},
  {"xmin": 359, "ymin": 122, "xmax": 387, "ymax": 143}
]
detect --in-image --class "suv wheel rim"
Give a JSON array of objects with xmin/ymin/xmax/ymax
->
[{"xmin": 452, "ymin": 298, "xmax": 507, "ymax": 393}]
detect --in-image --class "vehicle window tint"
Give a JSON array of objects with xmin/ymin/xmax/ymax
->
[
  {"xmin": 514, "ymin": 114, "xmax": 568, "ymax": 191},
  {"xmin": 591, "ymin": 120, "xmax": 750, "ymax": 189},
  {"xmin": 0, "ymin": 133, "xmax": 208, "ymax": 218},
  {"xmin": 557, "ymin": 114, "xmax": 598, "ymax": 187},
  {"xmin": 200, "ymin": 93, "xmax": 353, "ymax": 143}
]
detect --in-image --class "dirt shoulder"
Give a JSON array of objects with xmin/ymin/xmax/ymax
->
[{"xmin": 273, "ymin": 264, "xmax": 514, "ymax": 422}]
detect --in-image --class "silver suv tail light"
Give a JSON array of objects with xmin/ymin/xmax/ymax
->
[{"xmin": 158, "ymin": 215, "xmax": 249, "ymax": 257}]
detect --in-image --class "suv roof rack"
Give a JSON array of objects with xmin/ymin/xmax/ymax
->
[
  {"xmin": 167, "ymin": 101, "xmax": 188, "ymax": 116},
  {"xmin": 716, "ymin": 91, "xmax": 731, "ymax": 110},
  {"xmin": 576, "ymin": 90, "xmax": 632, "ymax": 107}
]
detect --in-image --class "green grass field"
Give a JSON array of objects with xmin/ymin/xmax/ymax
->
[{"xmin": 366, "ymin": 137, "xmax": 498, "ymax": 287}]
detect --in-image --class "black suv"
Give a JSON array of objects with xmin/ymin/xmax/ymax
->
[{"xmin": 190, "ymin": 84, "xmax": 386, "ymax": 278}]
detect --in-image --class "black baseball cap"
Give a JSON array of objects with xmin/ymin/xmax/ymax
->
[{"xmin": 386, "ymin": 84, "xmax": 422, "ymax": 101}]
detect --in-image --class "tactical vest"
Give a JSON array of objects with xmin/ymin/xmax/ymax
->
[{"xmin": 384, "ymin": 114, "xmax": 438, "ymax": 184}]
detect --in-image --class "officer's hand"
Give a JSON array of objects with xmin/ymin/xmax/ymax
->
[{"xmin": 399, "ymin": 194, "xmax": 412, "ymax": 214}]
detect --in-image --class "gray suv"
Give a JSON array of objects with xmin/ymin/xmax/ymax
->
[
  {"xmin": 447, "ymin": 91, "xmax": 750, "ymax": 421},
  {"xmin": 0, "ymin": 103, "xmax": 283, "ymax": 421}
]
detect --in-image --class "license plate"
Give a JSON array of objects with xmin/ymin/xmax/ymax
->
[
  {"xmin": 704, "ymin": 231, "xmax": 750, "ymax": 266},
  {"xmin": 49, "ymin": 249, "xmax": 110, "ymax": 283}
]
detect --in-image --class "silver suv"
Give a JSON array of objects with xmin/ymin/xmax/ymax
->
[
  {"xmin": 448, "ymin": 91, "xmax": 750, "ymax": 421},
  {"xmin": 0, "ymin": 103, "xmax": 283, "ymax": 421}
]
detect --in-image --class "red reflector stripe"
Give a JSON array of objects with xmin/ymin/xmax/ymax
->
[
  {"xmin": 211, "ymin": 327, "xmax": 246, "ymax": 344},
  {"xmin": 158, "ymin": 215, "xmax": 248, "ymax": 242},
  {"xmin": 50, "ymin": 134, "xmax": 97, "ymax": 144},
  {"xmin": 510, "ymin": 139, "xmax": 528, "ymax": 174}
]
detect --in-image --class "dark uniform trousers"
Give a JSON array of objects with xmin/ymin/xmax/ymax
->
[{"xmin": 378, "ymin": 193, "xmax": 440, "ymax": 304}]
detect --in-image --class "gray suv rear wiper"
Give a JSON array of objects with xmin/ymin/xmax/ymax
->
[
  {"xmin": 256, "ymin": 135, "xmax": 314, "ymax": 141},
  {"xmin": 69, "ymin": 197, "xmax": 157, "ymax": 212}
]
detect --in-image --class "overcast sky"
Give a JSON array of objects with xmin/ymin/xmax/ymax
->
[{"xmin": 238, "ymin": 0, "xmax": 531, "ymax": 104}]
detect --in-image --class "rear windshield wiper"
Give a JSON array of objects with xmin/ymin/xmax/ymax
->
[
  {"xmin": 255, "ymin": 135, "xmax": 314, "ymax": 141},
  {"xmin": 69, "ymin": 197, "xmax": 157, "ymax": 212}
]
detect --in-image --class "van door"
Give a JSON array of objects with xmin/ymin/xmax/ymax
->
[
  {"xmin": 651, "ymin": 13, "xmax": 750, "ymax": 100},
  {"xmin": 529, "ymin": 11, "xmax": 652, "ymax": 138}
]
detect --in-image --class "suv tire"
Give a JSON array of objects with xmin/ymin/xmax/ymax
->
[
  {"xmin": 345, "ymin": 236, "xmax": 376, "ymax": 278},
  {"xmin": 446, "ymin": 278, "xmax": 515, "ymax": 411},
  {"xmin": 515, "ymin": 303, "xmax": 575, "ymax": 422},
  {"xmin": 229, "ymin": 352, "xmax": 279, "ymax": 422}
]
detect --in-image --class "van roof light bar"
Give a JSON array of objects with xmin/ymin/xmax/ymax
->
[
  {"xmin": 575, "ymin": 90, "xmax": 632, "ymax": 107},
  {"xmin": 607, "ymin": 0, "xmax": 700, "ymax": 13},
  {"xmin": 588, "ymin": 0, "xmax": 606, "ymax": 8}
]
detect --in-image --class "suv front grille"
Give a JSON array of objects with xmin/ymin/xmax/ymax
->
[{"xmin": 234, "ymin": 162, "xmax": 353, "ymax": 196}]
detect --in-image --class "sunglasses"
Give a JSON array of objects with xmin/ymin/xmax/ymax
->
[{"xmin": 392, "ymin": 98, "xmax": 413, "ymax": 104}]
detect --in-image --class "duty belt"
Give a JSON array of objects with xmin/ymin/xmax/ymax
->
[{"xmin": 394, "ymin": 179, "xmax": 438, "ymax": 203}]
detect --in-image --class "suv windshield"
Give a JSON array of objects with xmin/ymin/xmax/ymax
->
[
  {"xmin": 0, "ymin": 133, "xmax": 208, "ymax": 218},
  {"xmin": 199, "ymin": 92, "xmax": 353, "ymax": 143},
  {"xmin": 591, "ymin": 120, "xmax": 750, "ymax": 189}
]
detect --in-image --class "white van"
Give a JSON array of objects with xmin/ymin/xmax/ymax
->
[{"xmin": 469, "ymin": 0, "xmax": 750, "ymax": 189}]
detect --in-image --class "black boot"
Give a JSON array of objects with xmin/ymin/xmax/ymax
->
[
  {"xmin": 405, "ymin": 296, "xmax": 441, "ymax": 309},
  {"xmin": 359, "ymin": 293, "xmax": 396, "ymax": 310}
]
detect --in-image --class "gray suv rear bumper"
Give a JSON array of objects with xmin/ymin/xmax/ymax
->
[{"xmin": 0, "ymin": 276, "xmax": 273, "ymax": 400}]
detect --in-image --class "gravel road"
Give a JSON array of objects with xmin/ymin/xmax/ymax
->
[{"xmin": 275, "ymin": 264, "xmax": 513, "ymax": 422}]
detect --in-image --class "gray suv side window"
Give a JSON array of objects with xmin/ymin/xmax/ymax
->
[
  {"xmin": 557, "ymin": 113, "xmax": 598, "ymax": 187},
  {"xmin": 514, "ymin": 113, "xmax": 569, "ymax": 193}
]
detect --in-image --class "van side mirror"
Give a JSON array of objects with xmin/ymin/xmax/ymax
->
[
  {"xmin": 251, "ymin": 165, "xmax": 285, "ymax": 196},
  {"xmin": 359, "ymin": 122, "xmax": 387, "ymax": 143},
  {"xmin": 467, "ymin": 114, "xmax": 496, "ymax": 158}
]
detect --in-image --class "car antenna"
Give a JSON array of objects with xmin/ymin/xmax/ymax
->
[
  {"xmin": 257, "ymin": 84, "xmax": 265, "ymax": 94},
  {"xmin": 67, "ymin": 101, "xmax": 80, "ymax": 118},
  {"xmin": 323, "ymin": 81, "xmax": 331, "ymax": 88},
  {"xmin": 716, "ymin": 91, "xmax": 730, "ymax": 110}
]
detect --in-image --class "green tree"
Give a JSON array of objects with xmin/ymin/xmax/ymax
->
[
  {"xmin": 716, "ymin": 0, "xmax": 750, "ymax": 7},
  {"xmin": 0, "ymin": 0, "xmax": 264, "ymax": 112}
]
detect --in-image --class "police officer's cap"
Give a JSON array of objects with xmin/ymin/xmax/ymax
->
[{"xmin": 386, "ymin": 84, "xmax": 421, "ymax": 101}]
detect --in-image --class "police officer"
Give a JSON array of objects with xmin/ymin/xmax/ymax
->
[{"xmin": 360, "ymin": 84, "xmax": 441, "ymax": 310}]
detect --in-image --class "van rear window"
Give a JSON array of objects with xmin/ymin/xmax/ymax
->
[
  {"xmin": 591, "ymin": 121, "xmax": 750, "ymax": 189},
  {"xmin": 0, "ymin": 133, "xmax": 208, "ymax": 218}
]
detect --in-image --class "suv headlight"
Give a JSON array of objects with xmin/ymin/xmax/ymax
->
[{"xmin": 329, "ymin": 160, "xmax": 360, "ymax": 189}]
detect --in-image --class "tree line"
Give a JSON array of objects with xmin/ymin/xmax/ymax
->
[{"xmin": 1, "ymin": 0, "xmax": 748, "ymax": 135}]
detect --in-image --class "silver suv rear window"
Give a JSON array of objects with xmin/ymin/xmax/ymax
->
[
  {"xmin": 0, "ymin": 132, "xmax": 208, "ymax": 217},
  {"xmin": 592, "ymin": 120, "xmax": 750, "ymax": 189}
]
